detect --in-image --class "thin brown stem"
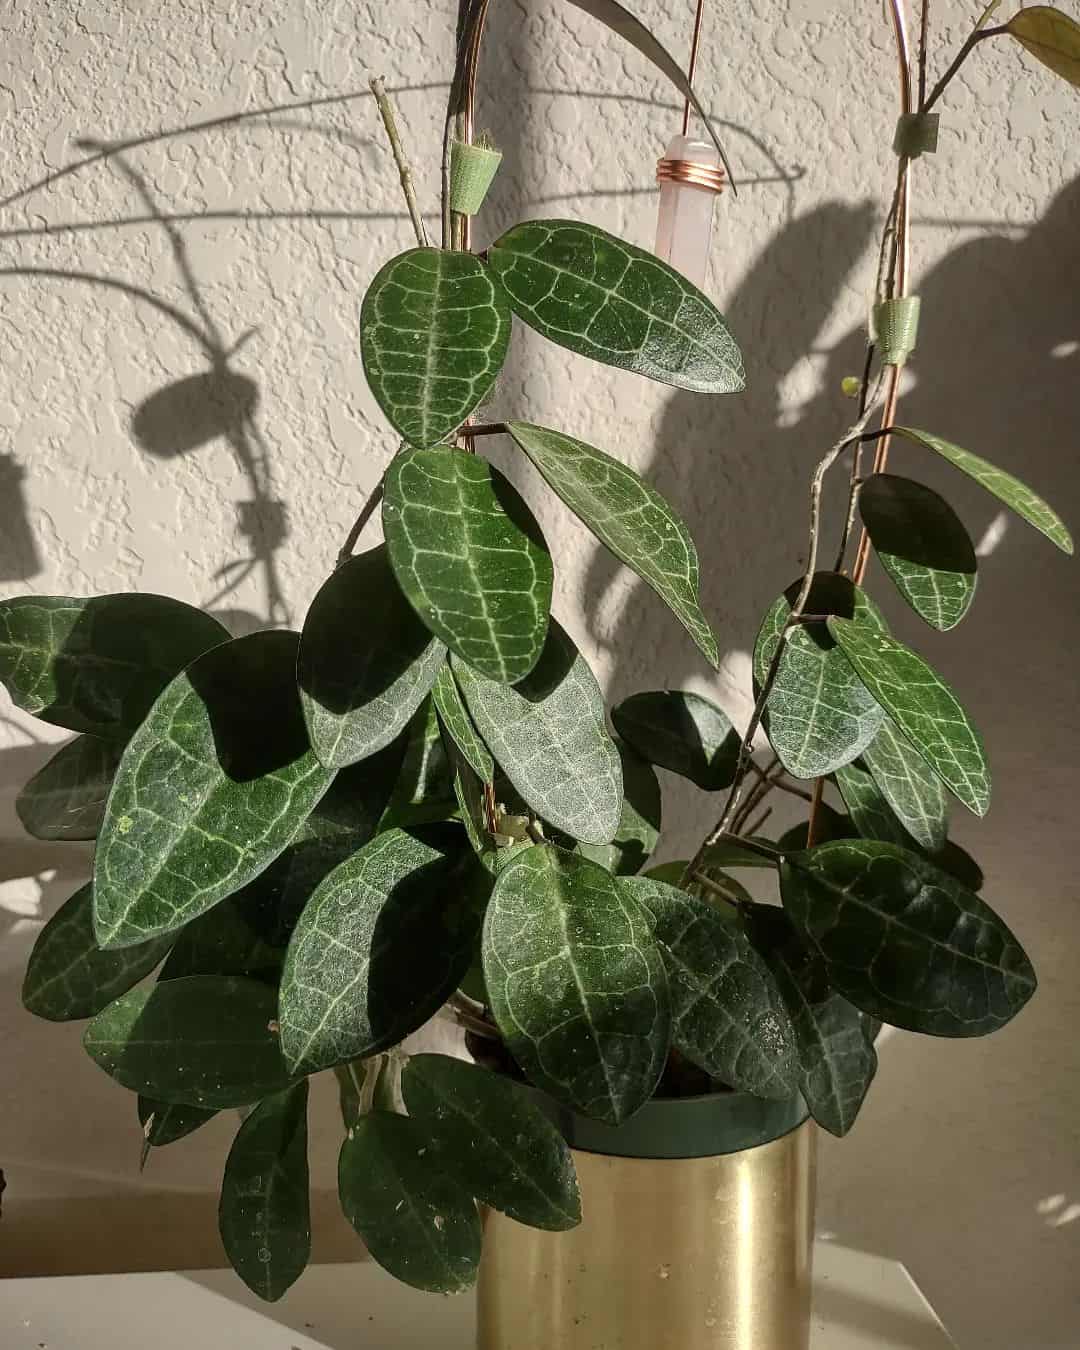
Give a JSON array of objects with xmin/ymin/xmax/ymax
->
[
  {"xmin": 336, "ymin": 476, "xmax": 385, "ymax": 569},
  {"xmin": 917, "ymin": 0, "xmax": 931, "ymax": 110},
  {"xmin": 680, "ymin": 378, "xmax": 886, "ymax": 887},
  {"xmin": 743, "ymin": 804, "xmax": 773, "ymax": 838},
  {"xmin": 922, "ymin": 4, "xmax": 1003, "ymax": 115},
  {"xmin": 462, "ymin": 421, "xmax": 506, "ymax": 438},
  {"xmin": 448, "ymin": 991, "xmax": 500, "ymax": 1040},
  {"xmin": 370, "ymin": 78, "xmax": 428, "ymax": 248},
  {"xmin": 688, "ymin": 870, "xmax": 744, "ymax": 908},
  {"xmin": 804, "ymin": 778, "xmax": 827, "ymax": 848}
]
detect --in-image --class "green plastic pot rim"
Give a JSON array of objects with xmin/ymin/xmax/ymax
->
[{"xmin": 532, "ymin": 1086, "xmax": 810, "ymax": 1161}]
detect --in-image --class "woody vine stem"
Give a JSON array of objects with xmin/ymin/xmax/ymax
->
[
  {"xmin": 683, "ymin": 0, "xmax": 998, "ymax": 880},
  {"xmin": 369, "ymin": 0, "xmax": 1002, "ymax": 888}
]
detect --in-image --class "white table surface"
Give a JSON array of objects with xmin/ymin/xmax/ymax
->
[{"xmin": 1, "ymin": 1243, "xmax": 956, "ymax": 1350}]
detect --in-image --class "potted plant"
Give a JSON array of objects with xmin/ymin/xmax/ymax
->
[{"xmin": 9, "ymin": 2, "xmax": 1078, "ymax": 1347}]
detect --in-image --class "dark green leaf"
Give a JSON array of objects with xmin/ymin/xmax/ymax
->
[
  {"xmin": 558, "ymin": 0, "xmax": 734, "ymax": 177},
  {"xmin": 161, "ymin": 747, "xmax": 406, "ymax": 984},
  {"xmin": 835, "ymin": 758, "xmax": 981, "ymax": 890},
  {"xmin": 219, "ymin": 1083, "xmax": 311, "ymax": 1302},
  {"xmin": 298, "ymin": 547, "xmax": 445, "ymax": 769},
  {"xmin": 506, "ymin": 421, "xmax": 718, "ymax": 666},
  {"xmin": 279, "ymin": 827, "xmax": 483, "ymax": 1075},
  {"xmin": 402, "ymin": 1054, "xmax": 581, "ymax": 1232},
  {"xmin": 833, "ymin": 759, "xmax": 911, "ymax": 847},
  {"xmin": 859, "ymin": 475, "xmax": 977, "ymax": 631},
  {"xmin": 891, "ymin": 426, "xmax": 1073, "ymax": 553},
  {"xmin": 647, "ymin": 858, "xmax": 757, "ymax": 906},
  {"xmin": 747, "ymin": 906, "xmax": 877, "ymax": 1137},
  {"xmin": 23, "ymin": 884, "xmax": 172, "ymax": 1022},
  {"xmin": 158, "ymin": 893, "xmax": 288, "ymax": 985},
  {"xmin": 611, "ymin": 689, "xmax": 738, "ymax": 790},
  {"xmin": 338, "ymin": 1112, "xmax": 481, "ymax": 1293},
  {"xmin": 16, "ymin": 735, "xmax": 122, "ymax": 841},
  {"xmin": 0, "ymin": 594, "xmax": 228, "ymax": 737},
  {"xmin": 333, "ymin": 1062, "xmax": 368, "ymax": 1131},
  {"xmin": 686, "ymin": 865, "xmax": 755, "ymax": 906},
  {"xmin": 780, "ymin": 840, "xmax": 1036, "ymax": 1036},
  {"xmin": 625, "ymin": 876, "xmax": 798, "ymax": 1098},
  {"xmin": 577, "ymin": 738, "xmax": 660, "ymax": 875},
  {"xmin": 699, "ymin": 838, "xmax": 780, "ymax": 869},
  {"xmin": 360, "ymin": 248, "xmax": 512, "ymax": 448},
  {"xmin": 1005, "ymin": 5, "xmax": 1080, "ymax": 89},
  {"xmin": 483, "ymin": 846, "xmax": 669, "ymax": 1125},
  {"xmin": 754, "ymin": 574, "xmax": 886, "ymax": 779},
  {"xmin": 860, "ymin": 717, "xmax": 948, "ymax": 851},
  {"xmin": 431, "ymin": 663, "xmax": 493, "ymax": 781},
  {"xmin": 378, "ymin": 697, "xmax": 458, "ymax": 831},
  {"xmin": 454, "ymin": 622, "xmax": 623, "ymax": 846},
  {"xmin": 828, "ymin": 618, "xmax": 990, "ymax": 816},
  {"xmin": 377, "ymin": 701, "xmax": 454, "ymax": 831},
  {"xmin": 138, "ymin": 1096, "xmax": 217, "ymax": 1148},
  {"xmin": 83, "ymin": 976, "xmax": 294, "ymax": 1107},
  {"xmin": 383, "ymin": 446, "xmax": 553, "ymax": 683},
  {"xmin": 933, "ymin": 839, "xmax": 984, "ymax": 893},
  {"xmin": 93, "ymin": 631, "xmax": 335, "ymax": 949},
  {"xmin": 488, "ymin": 220, "xmax": 744, "ymax": 393}
]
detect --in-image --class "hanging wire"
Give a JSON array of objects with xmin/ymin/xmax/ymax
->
[{"xmin": 681, "ymin": 0, "xmax": 709, "ymax": 136}]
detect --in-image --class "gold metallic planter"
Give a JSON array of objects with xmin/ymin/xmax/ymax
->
[{"xmin": 477, "ymin": 1094, "xmax": 816, "ymax": 1350}]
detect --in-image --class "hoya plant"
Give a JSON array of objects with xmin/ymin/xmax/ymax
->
[{"xmin": 9, "ymin": 0, "xmax": 1077, "ymax": 1306}]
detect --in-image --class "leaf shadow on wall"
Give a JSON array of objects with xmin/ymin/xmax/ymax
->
[
  {"xmin": 584, "ymin": 179, "xmax": 1080, "ymax": 840},
  {"xmin": 79, "ymin": 140, "xmax": 290, "ymax": 637}
]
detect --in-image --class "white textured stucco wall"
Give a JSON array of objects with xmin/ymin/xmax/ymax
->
[{"xmin": 1, "ymin": 2, "xmax": 1078, "ymax": 1345}]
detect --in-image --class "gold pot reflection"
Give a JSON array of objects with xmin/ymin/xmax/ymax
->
[{"xmin": 478, "ymin": 1117, "xmax": 815, "ymax": 1350}]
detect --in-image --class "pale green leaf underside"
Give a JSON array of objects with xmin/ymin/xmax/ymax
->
[
  {"xmin": 0, "ymin": 593, "xmax": 228, "ymax": 738},
  {"xmin": 360, "ymin": 248, "xmax": 511, "ymax": 448},
  {"xmin": 860, "ymin": 718, "xmax": 948, "ymax": 851},
  {"xmin": 299, "ymin": 547, "xmax": 445, "ymax": 769},
  {"xmin": 219, "ymin": 1082, "xmax": 311, "ymax": 1302},
  {"xmin": 507, "ymin": 421, "xmax": 718, "ymax": 666},
  {"xmin": 278, "ymin": 828, "xmax": 480, "ymax": 1074},
  {"xmin": 338, "ymin": 1112, "xmax": 481, "ymax": 1294},
  {"xmin": 859, "ymin": 474, "xmax": 977, "ymax": 631},
  {"xmin": 892, "ymin": 426, "xmax": 1073, "ymax": 554},
  {"xmin": 482, "ymin": 846, "xmax": 670, "ymax": 1125},
  {"xmin": 781, "ymin": 840, "xmax": 1035, "ymax": 1037},
  {"xmin": 93, "ymin": 632, "xmax": 335, "ymax": 949},
  {"xmin": 1006, "ymin": 5, "xmax": 1080, "ymax": 89},
  {"xmin": 402, "ymin": 1053, "xmax": 581, "ymax": 1232},
  {"xmin": 383, "ymin": 446, "xmax": 553, "ymax": 684},
  {"xmin": 431, "ymin": 663, "xmax": 494, "ymax": 781},
  {"xmin": 625, "ymin": 876, "xmax": 798, "ymax": 1099},
  {"xmin": 16, "ymin": 734, "xmax": 122, "ymax": 840},
  {"xmin": 828, "ymin": 618, "xmax": 990, "ymax": 817},
  {"xmin": 453, "ymin": 621, "xmax": 623, "ymax": 846},
  {"xmin": 488, "ymin": 219, "xmax": 744, "ymax": 393},
  {"xmin": 23, "ymin": 884, "xmax": 173, "ymax": 1022},
  {"xmin": 754, "ymin": 574, "xmax": 886, "ymax": 779}
]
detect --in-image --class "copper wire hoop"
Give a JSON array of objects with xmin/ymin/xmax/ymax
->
[{"xmin": 656, "ymin": 155, "xmax": 727, "ymax": 194}]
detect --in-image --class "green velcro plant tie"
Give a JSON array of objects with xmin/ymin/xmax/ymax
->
[
  {"xmin": 873, "ymin": 296, "xmax": 921, "ymax": 366},
  {"xmin": 450, "ymin": 140, "xmax": 503, "ymax": 215},
  {"xmin": 893, "ymin": 113, "xmax": 939, "ymax": 159}
]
